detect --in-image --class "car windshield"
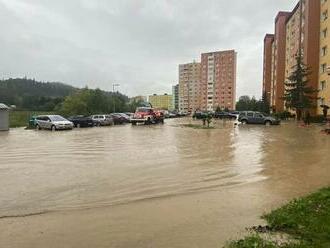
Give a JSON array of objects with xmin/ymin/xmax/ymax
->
[{"xmin": 49, "ymin": 115, "xmax": 67, "ymax": 121}]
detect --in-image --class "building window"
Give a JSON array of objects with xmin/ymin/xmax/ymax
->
[
  {"xmin": 322, "ymin": 28, "xmax": 328, "ymax": 38},
  {"xmin": 321, "ymin": 63, "xmax": 327, "ymax": 73},
  {"xmin": 322, "ymin": 10, "xmax": 328, "ymax": 21},
  {"xmin": 322, "ymin": 46, "xmax": 328, "ymax": 56},
  {"xmin": 321, "ymin": 81, "xmax": 327, "ymax": 90}
]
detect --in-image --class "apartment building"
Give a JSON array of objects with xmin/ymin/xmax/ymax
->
[
  {"xmin": 200, "ymin": 50, "xmax": 237, "ymax": 111},
  {"xmin": 270, "ymin": 12, "xmax": 291, "ymax": 113},
  {"xmin": 172, "ymin": 84, "xmax": 179, "ymax": 111},
  {"xmin": 178, "ymin": 62, "xmax": 201, "ymax": 112},
  {"xmin": 148, "ymin": 94, "xmax": 173, "ymax": 110},
  {"xmin": 264, "ymin": 0, "xmax": 320, "ymax": 114},
  {"xmin": 263, "ymin": 34, "xmax": 275, "ymax": 103},
  {"xmin": 319, "ymin": 0, "xmax": 330, "ymax": 114}
]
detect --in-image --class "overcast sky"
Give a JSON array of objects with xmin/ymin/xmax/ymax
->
[{"xmin": 0, "ymin": 0, "xmax": 297, "ymax": 98}]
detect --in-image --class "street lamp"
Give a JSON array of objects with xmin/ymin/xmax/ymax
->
[{"xmin": 112, "ymin": 83, "xmax": 120, "ymax": 113}]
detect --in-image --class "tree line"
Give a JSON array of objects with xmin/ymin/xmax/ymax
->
[
  {"xmin": 0, "ymin": 78, "xmax": 141, "ymax": 115},
  {"xmin": 235, "ymin": 95, "xmax": 269, "ymax": 114}
]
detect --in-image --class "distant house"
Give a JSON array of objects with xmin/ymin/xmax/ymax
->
[{"xmin": 0, "ymin": 103, "xmax": 9, "ymax": 131}]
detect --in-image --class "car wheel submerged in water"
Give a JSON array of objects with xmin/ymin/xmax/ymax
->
[
  {"xmin": 241, "ymin": 119, "xmax": 248, "ymax": 125},
  {"xmin": 265, "ymin": 121, "xmax": 271, "ymax": 126},
  {"xmin": 51, "ymin": 125, "xmax": 56, "ymax": 131},
  {"xmin": 36, "ymin": 124, "xmax": 41, "ymax": 130},
  {"xmin": 145, "ymin": 117, "xmax": 151, "ymax": 125}
]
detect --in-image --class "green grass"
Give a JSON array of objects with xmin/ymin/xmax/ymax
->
[
  {"xmin": 226, "ymin": 187, "xmax": 330, "ymax": 248},
  {"xmin": 9, "ymin": 111, "xmax": 54, "ymax": 128},
  {"xmin": 181, "ymin": 124, "xmax": 214, "ymax": 129},
  {"xmin": 226, "ymin": 235, "xmax": 278, "ymax": 248}
]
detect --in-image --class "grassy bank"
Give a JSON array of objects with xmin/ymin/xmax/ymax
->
[
  {"xmin": 9, "ymin": 111, "xmax": 53, "ymax": 128},
  {"xmin": 226, "ymin": 187, "xmax": 330, "ymax": 248}
]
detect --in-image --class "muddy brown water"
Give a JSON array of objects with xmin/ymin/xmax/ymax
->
[{"xmin": 0, "ymin": 118, "xmax": 329, "ymax": 248}]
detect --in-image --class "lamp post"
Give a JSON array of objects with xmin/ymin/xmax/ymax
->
[{"xmin": 112, "ymin": 83, "xmax": 120, "ymax": 113}]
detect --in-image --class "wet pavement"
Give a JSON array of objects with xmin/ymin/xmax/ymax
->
[{"xmin": 0, "ymin": 118, "xmax": 329, "ymax": 248}]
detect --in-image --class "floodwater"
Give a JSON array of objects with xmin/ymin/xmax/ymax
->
[{"xmin": 0, "ymin": 118, "xmax": 329, "ymax": 248}]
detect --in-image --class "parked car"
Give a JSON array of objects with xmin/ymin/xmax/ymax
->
[
  {"xmin": 109, "ymin": 113, "xmax": 127, "ymax": 125},
  {"xmin": 114, "ymin": 113, "xmax": 131, "ymax": 123},
  {"xmin": 238, "ymin": 111, "xmax": 280, "ymax": 125},
  {"xmin": 168, "ymin": 112, "xmax": 178, "ymax": 118},
  {"xmin": 193, "ymin": 111, "xmax": 208, "ymax": 119},
  {"xmin": 130, "ymin": 107, "xmax": 164, "ymax": 125},
  {"xmin": 124, "ymin": 112, "xmax": 134, "ymax": 118},
  {"xmin": 91, "ymin": 115, "xmax": 114, "ymax": 126},
  {"xmin": 68, "ymin": 115, "xmax": 94, "ymax": 128},
  {"xmin": 35, "ymin": 115, "xmax": 74, "ymax": 131}
]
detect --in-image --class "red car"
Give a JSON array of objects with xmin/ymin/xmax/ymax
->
[{"xmin": 131, "ymin": 107, "xmax": 164, "ymax": 125}]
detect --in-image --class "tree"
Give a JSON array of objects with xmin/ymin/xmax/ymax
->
[
  {"xmin": 259, "ymin": 92, "xmax": 270, "ymax": 114},
  {"xmin": 236, "ymin": 96, "xmax": 251, "ymax": 111},
  {"xmin": 282, "ymin": 54, "xmax": 318, "ymax": 120},
  {"xmin": 236, "ymin": 95, "xmax": 271, "ymax": 114}
]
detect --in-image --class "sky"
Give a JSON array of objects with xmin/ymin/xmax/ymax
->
[{"xmin": 0, "ymin": 0, "xmax": 297, "ymax": 98}]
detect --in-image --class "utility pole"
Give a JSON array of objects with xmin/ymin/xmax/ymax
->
[{"xmin": 112, "ymin": 83, "xmax": 120, "ymax": 113}]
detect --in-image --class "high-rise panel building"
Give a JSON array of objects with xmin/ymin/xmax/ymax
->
[
  {"xmin": 172, "ymin": 84, "xmax": 179, "ymax": 111},
  {"xmin": 319, "ymin": 0, "xmax": 330, "ymax": 115},
  {"xmin": 263, "ymin": 34, "xmax": 275, "ymax": 104},
  {"xmin": 284, "ymin": 0, "xmax": 320, "ymax": 115},
  {"xmin": 271, "ymin": 12, "xmax": 291, "ymax": 113},
  {"xmin": 200, "ymin": 50, "xmax": 237, "ymax": 111},
  {"xmin": 178, "ymin": 62, "xmax": 201, "ymax": 112},
  {"xmin": 263, "ymin": 0, "xmax": 321, "ymax": 115}
]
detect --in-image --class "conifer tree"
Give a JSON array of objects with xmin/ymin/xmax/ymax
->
[{"xmin": 283, "ymin": 54, "xmax": 318, "ymax": 120}]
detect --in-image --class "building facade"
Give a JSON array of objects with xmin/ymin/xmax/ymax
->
[
  {"xmin": 285, "ymin": 4, "xmax": 302, "ymax": 85},
  {"xmin": 178, "ymin": 62, "xmax": 201, "ymax": 112},
  {"xmin": 319, "ymin": 0, "xmax": 330, "ymax": 114},
  {"xmin": 172, "ymin": 84, "xmax": 179, "ymax": 111},
  {"xmin": 271, "ymin": 12, "xmax": 291, "ymax": 113},
  {"xmin": 263, "ymin": 34, "xmax": 275, "ymax": 104},
  {"xmin": 284, "ymin": 0, "xmax": 320, "ymax": 115},
  {"xmin": 200, "ymin": 50, "xmax": 237, "ymax": 111},
  {"xmin": 148, "ymin": 94, "xmax": 173, "ymax": 110}
]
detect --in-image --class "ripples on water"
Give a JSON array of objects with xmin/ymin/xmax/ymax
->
[{"xmin": 1, "ymin": 119, "xmax": 326, "ymax": 217}]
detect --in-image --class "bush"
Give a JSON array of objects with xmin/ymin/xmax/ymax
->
[
  {"xmin": 309, "ymin": 115, "xmax": 325, "ymax": 123},
  {"xmin": 273, "ymin": 111, "xmax": 295, "ymax": 120}
]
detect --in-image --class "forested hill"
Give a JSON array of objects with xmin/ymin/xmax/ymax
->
[
  {"xmin": 0, "ymin": 78, "xmax": 76, "ymax": 99},
  {"xmin": 0, "ymin": 78, "xmax": 77, "ymax": 110},
  {"xmin": 0, "ymin": 78, "xmax": 132, "ymax": 112}
]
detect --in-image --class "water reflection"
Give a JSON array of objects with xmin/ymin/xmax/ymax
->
[
  {"xmin": 0, "ymin": 121, "xmax": 273, "ymax": 217},
  {"xmin": 0, "ymin": 121, "xmax": 329, "ymax": 215}
]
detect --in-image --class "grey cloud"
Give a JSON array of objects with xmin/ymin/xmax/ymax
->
[{"xmin": 0, "ymin": 0, "xmax": 297, "ymax": 98}]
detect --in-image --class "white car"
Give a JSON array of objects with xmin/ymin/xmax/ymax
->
[{"xmin": 35, "ymin": 115, "xmax": 74, "ymax": 131}]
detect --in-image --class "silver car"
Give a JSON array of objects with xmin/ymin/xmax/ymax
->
[
  {"xmin": 91, "ymin": 115, "xmax": 114, "ymax": 126},
  {"xmin": 35, "ymin": 115, "xmax": 74, "ymax": 131}
]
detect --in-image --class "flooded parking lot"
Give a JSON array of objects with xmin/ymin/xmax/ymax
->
[{"xmin": 0, "ymin": 118, "xmax": 329, "ymax": 248}]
